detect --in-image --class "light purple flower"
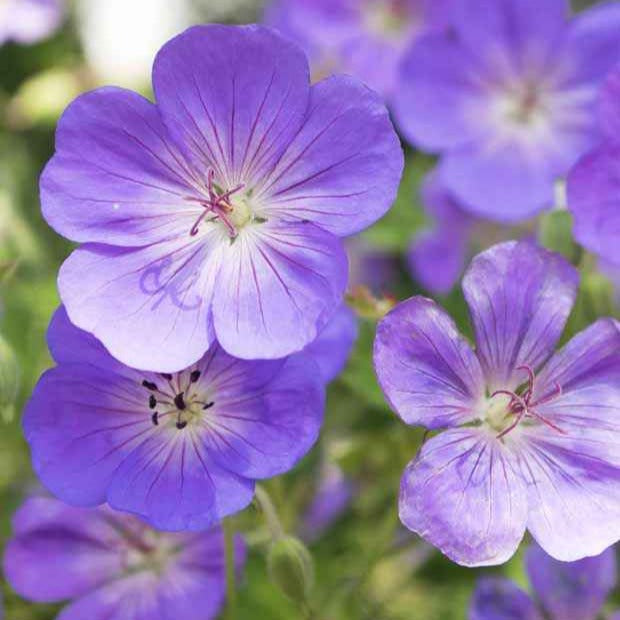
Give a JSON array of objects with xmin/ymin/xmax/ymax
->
[
  {"xmin": 0, "ymin": 0, "xmax": 64, "ymax": 45},
  {"xmin": 347, "ymin": 238, "xmax": 401, "ymax": 296},
  {"xmin": 3, "ymin": 496, "xmax": 245, "ymax": 620},
  {"xmin": 374, "ymin": 240, "xmax": 620, "ymax": 566},
  {"xmin": 568, "ymin": 65, "xmax": 620, "ymax": 269},
  {"xmin": 301, "ymin": 463, "xmax": 352, "ymax": 541},
  {"xmin": 23, "ymin": 307, "xmax": 324, "ymax": 531},
  {"xmin": 264, "ymin": 0, "xmax": 453, "ymax": 98},
  {"xmin": 394, "ymin": 0, "xmax": 620, "ymax": 222},
  {"xmin": 469, "ymin": 544, "xmax": 617, "ymax": 620},
  {"xmin": 41, "ymin": 24, "xmax": 403, "ymax": 371}
]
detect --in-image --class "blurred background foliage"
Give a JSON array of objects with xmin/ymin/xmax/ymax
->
[{"xmin": 0, "ymin": 1, "xmax": 617, "ymax": 619}]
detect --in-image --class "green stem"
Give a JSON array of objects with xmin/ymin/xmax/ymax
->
[
  {"xmin": 255, "ymin": 485, "xmax": 284, "ymax": 540},
  {"xmin": 224, "ymin": 518, "xmax": 237, "ymax": 620}
]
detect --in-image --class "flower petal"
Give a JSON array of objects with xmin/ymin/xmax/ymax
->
[
  {"xmin": 258, "ymin": 74, "xmax": 403, "ymax": 237},
  {"xmin": 469, "ymin": 577, "xmax": 542, "ymax": 620},
  {"xmin": 197, "ymin": 353, "xmax": 324, "ymax": 479},
  {"xmin": 399, "ymin": 428, "xmax": 528, "ymax": 566},
  {"xmin": 107, "ymin": 432, "xmax": 255, "ymax": 531},
  {"xmin": 152, "ymin": 24, "xmax": 310, "ymax": 187},
  {"xmin": 462, "ymin": 241, "xmax": 578, "ymax": 392},
  {"xmin": 41, "ymin": 87, "xmax": 198, "ymax": 246},
  {"xmin": 600, "ymin": 68, "xmax": 620, "ymax": 142},
  {"xmin": 302, "ymin": 303, "xmax": 357, "ymax": 382},
  {"xmin": 59, "ymin": 235, "xmax": 223, "ymax": 373},
  {"xmin": 525, "ymin": 544, "xmax": 616, "ymax": 620},
  {"xmin": 374, "ymin": 296, "xmax": 485, "ymax": 429},
  {"xmin": 3, "ymin": 498, "xmax": 122, "ymax": 602},
  {"xmin": 212, "ymin": 219, "xmax": 348, "ymax": 359},
  {"xmin": 518, "ymin": 428, "xmax": 620, "ymax": 561},
  {"xmin": 567, "ymin": 144, "xmax": 620, "ymax": 266}
]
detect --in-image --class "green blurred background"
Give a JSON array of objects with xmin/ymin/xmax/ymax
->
[{"xmin": 0, "ymin": 1, "xmax": 616, "ymax": 619}]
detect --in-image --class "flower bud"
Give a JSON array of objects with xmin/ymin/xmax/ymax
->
[
  {"xmin": 267, "ymin": 536, "xmax": 314, "ymax": 604},
  {"xmin": 0, "ymin": 334, "xmax": 19, "ymax": 422}
]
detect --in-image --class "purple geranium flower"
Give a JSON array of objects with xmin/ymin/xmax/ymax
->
[
  {"xmin": 374, "ymin": 240, "xmax": 620, "ymax": 566},
  {"xmin": 568, "ymin": 65, "xmax": 620, "ymax": 269},
  {"xmin": 470, "ymin": 544, "xmax": 616, "ymax": 620},
  {"xmin": 41, "ymin": 24, "xmax": 403, "ymax": 371},
  {"xmin": 3, "ymin": 496, "xmax": 245, "ymax": 620},
  {"xmin": 265, "ymin": 0, "xmax": 453, "ymax": 98},
  {"xmin": 0, "ymin": 0, "xmax": 64, "ymax": 45},
  {"xmin": 23, "ymin": 307, "xmax": 324, "ymax": 531},
  {"xmin": 394, "ymin": 0, "xmax": 620, "ymax": 221}
]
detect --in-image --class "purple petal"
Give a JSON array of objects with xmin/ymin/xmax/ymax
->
[
  {"xmin": 41, "ymin": 87, "xmax": 198, "ymax": 246},
  {"xmin": 526, "ymin": 544, "xmax": 616, "ymax": 620},
  {"xmin": 302, "ymin": 304, "xmax": 357, "ymax": 382},
  {"xmin": 400, "ymin": 428, "xmax": 528, "ymax": 567},
  {"xmin": 567, "ymin": 144, "xmax": 620, "ymax": 266},
  {"xmin": 462, "ymin": 241, "xmax": 578, "ymax": 393},
  {"xmin": 259, "ymin": 74, "xmax": 403, "ymax": 237},
  {"xmin": 3, "ymin": 498, "xmax": 122, "ymax": 602},
  {"xmin": 600, "ymin": 67, "xmax": 620, "ymax": 142},
  {"xmin": 469, "ymin": 577, "xmax": 542, "ymax": 620},
  {"xmin": 440, "ymin": 145, "xmax": 555, "ymax": 222},
  {"xmin": 195, "ymin": 353, "xmax": 324, "ymax": 479},
  {"xmin": 374, "ymin": 296, "xmax": 485, "ymax": 429},
  {"xmin": 212, "ymin": 219, "xmax": 348, "ymax": 360},
  {"xmin": 59, "ymin": 237, "xmax": 221, "ymax": 373},
  {"xmin": 518, "ymin": 427, "xmax": 620, "ymax": 561},
  {"xmin": 152, "ymin": 24, "xmax": 310, "ymax": 187}
]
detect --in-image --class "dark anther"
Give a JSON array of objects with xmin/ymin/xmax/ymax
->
[
  {"xmin": 190, "ymin": 370, "xmax": 201, "ymax": 383},
  {"xmin": 148, "ymin": 395, "xmax": 157, "ymax": 409},
  {"xmin": 161, "ymin": 373, "xmax": 173, "ymax": 381},
  {"xmin": 142, "ymin": 380, "xmax": 158, "ymax": 391},
  {"xmin": 151, "ymin": 411, "xmax": 159, "ymax": 426},
  {"xmin": 176, "ymin": 420, "xmax": 188, "ymax": 430},
  {"xmin": 174, "ymin": 393, "xmax": 187, "ymax": 410},
  {"xmin": 203, "ymin": 401, "xmax": 215, "ymax": 410}
]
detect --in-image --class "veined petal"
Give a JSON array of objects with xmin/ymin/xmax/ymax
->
[
  {"xmin": 469, "ymin": 577, "xmax": 542, "ymax": 620},
  {"xmin": 59, "ymin": 234, "xmax": 223, "ymax": 373},
  {"xmin": 258, "ymin": 74, "xmax": 403, "ymax": 237},
  {"xmin": 374, "ymin": 297, "xmax": 485, "ymax": 429},
  {"xmin": 41, "ymin": 87, "xmax": 199, "ymax": 246},
  {"xmin": 399, "ymin": 428, "xmax": 528, "ymax": 566},
  {"xmin": 462, "ymin": 241, "xmax": 578, "ymax": 392},
  {"xmin": 153, "ymin": 24, "xmax": 310, "ymax": 187},
  {"xmin": 212, "ymin": 220, "xmax": 348, "ymax": 360},
  {"xmin": 3, "ymin": 498, "xmax": 122, "ymax": 602},
  {"xmin": 107, "ymin": 432, "xmax": 254, "ymax": 531},
  {"xmin": 518, "ymin": 429, "xmax": 620, "ymax": 561},
  {"xmin": 525, "ymin": 544, "xmax": 616, "ymax": 620},
  {"xmin": 197, "ymin": 354, "xmax": 324, "ymax": 479}
]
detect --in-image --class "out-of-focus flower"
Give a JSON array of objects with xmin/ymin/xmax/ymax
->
[
  {"xmin": 347, "ymin": 237, "xmax": 401, "ymax": 296},
  {"xmin": 76, "ymin": 0, "xmax": 194, "ymax": 89},
  {"xmin": 41, "ymin": 24, "xmax": 402, "ymax": 370},
  {"xmin": 0, "ymin": 0, "xmax": 64, "ymax": 46},
  {"xmin": 3, "ymin": 496, "xmax": 245, "ymax": 620},
  {"xmin": 264, "ymin": 0, "xmax": 454, "ymax": 98},
  {"xmin": 24, "ymin": 307, "xmax": 324, "ymax": 531},
  {"xmin": 301, "ymin": 463, "xmax": 352, "ymax": 541},
  {"xmin": 469, "ymin": 544, "xmax": 617, "ymax": 620},
  {"xmin": 395, "ymin": 0, "xmax": 620, "ymax": 222},
  {"xmin": 568, "ymin": 65, "xmax": 620, "ymax": 270},
  {"xmin": 374, "ymin": 240, "xmax": 620, "ymax": 566}
]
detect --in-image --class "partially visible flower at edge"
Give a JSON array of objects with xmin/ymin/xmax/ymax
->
[
  {"xmin": 3, "ymin": 496, "xmax": 245, "ymax": 620},
  {"xmin": 469, "ymin": 544, "xmax": 617, "ymax": 620},
  {"xmin": 374, "ymin": 240, "xmax": 620, "ymax": 566},
  {"xmin": 0, "ymin": 0, "xmax": 64, "ymax": 46}
]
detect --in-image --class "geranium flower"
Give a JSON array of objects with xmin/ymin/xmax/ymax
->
[
  {"xmin": 0, "ymin": 0, "xmax": 64, "ymax": 46},
  {"xmin": 470, "ymin": 544, "xmax": 616, "ymax": 620},
  {"xmin": 374, "ymin": 240, "xmax": 620, "ymax": 566},
  {"xmin": 24, "ymin": 307, "xmax": 325, "ymax": 531},
  {"xmin": 394, "ymin": 0, "xmax": 620, "ymax": 221},
  {"xmin": 41, "ymin": 24, "xmax": 403, "ymax": 371},
  {"xmin": 264, "ymin": 0, "xmax": 453, "ymax": 98},
  {"xmin": 568, "ymin": 65, "xmax": 620, "ymax": 270},
  {"xmin": 3, "ymin": 496, "xmax": 245, "ymax": 620}
]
